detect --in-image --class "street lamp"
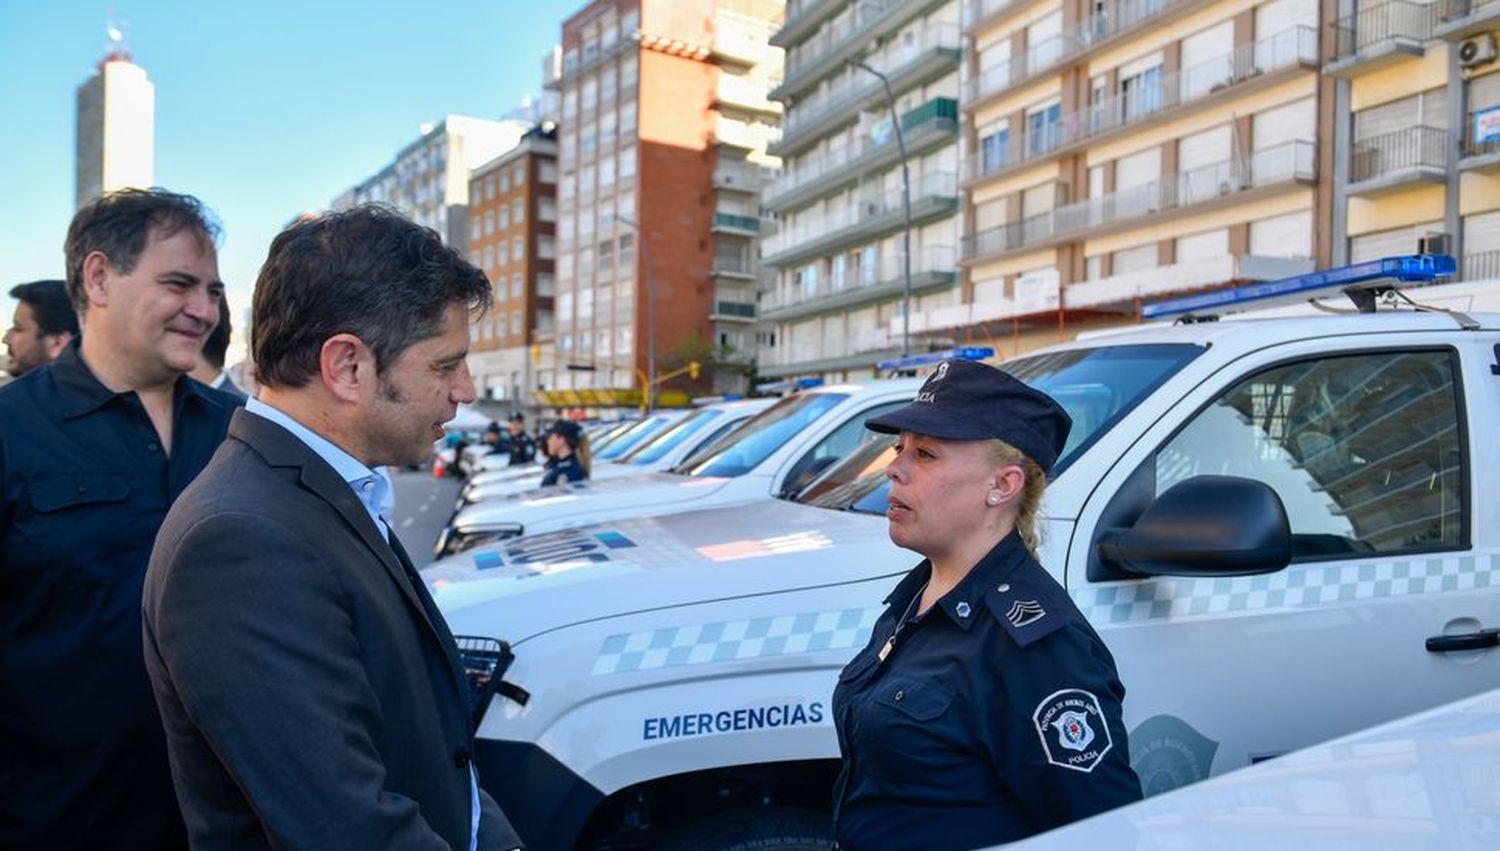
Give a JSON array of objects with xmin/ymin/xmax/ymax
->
[
  {"xmin": 616, "ymin": 215, "xmax": 657, "ymax": 412},
  {"xmin": 848, "ymin": 57, "xmax": 912, "ymax": 357}
]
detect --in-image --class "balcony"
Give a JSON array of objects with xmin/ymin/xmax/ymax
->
[
  {"xmin": 713, "ymin": 161, "xmax": 778, "ymax": 193},
  {"xmin": 715, "ymin": 115, "xmax": 781, "ymax": 151},
  {"xmin": 761, "ymin": 246, "xmax": 957, "ymax": 321},
  {"xmin": 1460, "ymin": 108, "xmax": 1500, "ymax": 172},
  {"xmin": 770, "ymin": 0, "xmax": 841, "ymax": 48},
  {"xmin": 1348, "ymin": 126, "xmax": 1447, "ymax": 196},
  {"xmin": 1065, "ymin": 254, "xmax": 1314, "ymax": 310},
  {"xmin": 712, "ymin": 212, "xmax": 763, "ymax": 235},
  {"xmin": 765, "ymin": 97, "xmax": 959, "ymax": 213},
  {"xmin": 1326, "ymin": 1, "xmax": 1438, "ymax": 77},
  {"xmin": 711, "ymin": 254, "xmax": 760, "ymax": 279},
  {"xmin": 772, "ymin": 0, "xmax": 945, "ymax": 101},
  {"xmin": 965, "ymin": 33, "xmax": 1085, "ymax": 113},
  {"xmin": 1435, "ymin": 0, "xmax": 1500, "ymax": 40},
  {"xmin": 965, "ymin": 26, "xmax": 1318, "ymax": 186},
  {"xmin": 710, "ymin": 300, "xmax": 759, "ymax": 323},
  {"xmin": 771, "ymin": 23, "xmax": 960, "ymax": 158},
  {"xmin": 762, "ymin": 172, "xmax": 959, "ymax": 268},
  {"xmin": 716, "ymin": 73, "xmax": 783, "ymax": 117},
  {"xmin": 963, "ymin": 140, "xmax": 1317, "ymax": 264},
  {"xmin": 962, "ymin": 0, "xmax": 1026, "ymax": 32}
]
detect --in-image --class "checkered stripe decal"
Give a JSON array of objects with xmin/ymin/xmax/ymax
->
[
  {"xmin": 592, "ymin": 607, "xmax": 883, "ymax": 676},
  {"xmin": 1073, "ymin": 553, "xmax": 1500, "ymax": 624}
]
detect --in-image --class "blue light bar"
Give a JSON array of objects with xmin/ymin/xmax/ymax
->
[
  {"xmin": 877, "ymin": 347, "xmax": 996, "ymax": 372},
  {"xmin": 1142, "ymin": 254, "xmax": 1457, "ymax": 319},
  {"xmin": 756, "ymin": 377, "xmax": 824, "ymax": 393}
]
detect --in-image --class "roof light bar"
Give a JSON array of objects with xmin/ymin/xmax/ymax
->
[
  {"xmin": 755, "ymin": 377, "xmax": 824, "ymax": 393},
  {"xmin": 877, "ymin": 347, "xmax": 996, "ymax": 372},
  {"xmin": 1142, "ymin": 254, "xmax": 1458, "ymax": 319}
]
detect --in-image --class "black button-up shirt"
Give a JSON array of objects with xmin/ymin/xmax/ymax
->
[
  {"xmin": 832, "ymin": 532, "xmax": 1142, "ymax": 851},
  {"xmin": 0, "ymin": 344, "xmax": 238, "ymax": 849}
]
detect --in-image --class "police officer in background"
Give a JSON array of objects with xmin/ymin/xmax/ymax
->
[
  {"xmin": 832, "ymin": 359, "xmax": 1141, "ymax": 850},
  {"xmin": 506, "ymin": 412, "xmax": 536, "ymax": 466},
  {"xmin": 539, "ymin": 419, "xmax": 588, "ymax": 486}
]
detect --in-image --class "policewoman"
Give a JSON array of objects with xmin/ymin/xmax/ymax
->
[
  {"xmin": 832, "ymin": 359, "xmax": 1141, "ymax": 850},
  {"xmin": 540, "ymin": 418, "xmax": 590, "ymax": 486}
]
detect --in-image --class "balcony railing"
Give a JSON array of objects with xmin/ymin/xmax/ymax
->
[
  {"xmin": 712, "ymin": 301, "xmax": 758, "ymax": 319},
  {"xmin": 761, "ymin": 245, "xmax": 957, "ymax": 313},
  {"xmin": 1466, "ymin": 248, "xmax": 1500, "ymax": 280},
  {"xmin": 780, "ymin": 0, "xmax": 914, "ymax": 90},
  {"xmin": 712, "ymin": 212, "xmax": 762, "ymax": 232},
  {"xmin": 762, "ymin": 171, "xmax": 958, "ymax": 264},
  {"xmin": 1350, "ymin": 126, "xmax": 1447, "ymax": 184},
  {"xmin": 966, "ymin": 32, "xmax": 1085, "ymax": 106},
  {"xmin": 712, "ymin": 254, "xmax": 759, "ymax": 276},
  {"xmin": 765, "ymin": 97, "xmax": 959, "ymax": 208},
  {"xmin": 962, "ymin": 140, "xmax": 1316, "ymax": 262},
  {"xmin": 778, "ymin": 22, "xmax": 960, "ymax": 150},
  {"xmin": 962, "ymin": 0, "xmax": 1022, "ymax": 30},
  {"xmin": 965, "ymin": 26, "xmax": 1317, "ymax": 183},
  {"xmin": 713, "ymin": 161, "xmax": 778, "ymax": 191},
  {"xmin": 1332, "ymin": 1, "xmax": 1438, "ymax": 59},
  {"xmin": 1462, "ymin": 108, "xmax": 1500, "ymax": 160}
]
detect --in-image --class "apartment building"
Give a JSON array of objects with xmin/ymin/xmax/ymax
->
[
  {"xmin": 466, "ymin": 125, "xmax": 559, "ymax": 407},
  {"xmin": 757, "ymin": 0, "xmax": 964, "ymax": 380},
  {"xmin": 1325, "ymin": 0, "xmax": 1500, "ymax": 280},
  {"xmin": 543, "ymin": 0, "xmax": 783, "ymax": 407},
  {"xmin": 75, "ymin": 43, "xmax": 154, "ymax": 209},
  {"xmin": 901, "ymin": 0, "xmax": 1322, "ymax": 356},
  {"xmin": 333, "ymin": 115, "xmax": 528, "ymax": 249}
]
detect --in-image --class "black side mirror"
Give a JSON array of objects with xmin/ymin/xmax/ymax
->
[{"xmin": 1097, "ymin": 475, "xmax": 1291, "ymax": 578}]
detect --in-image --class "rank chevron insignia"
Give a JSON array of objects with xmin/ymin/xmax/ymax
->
[{"xmin": 1007, "ymin": 599, "xmax": 1046, "ymax": 627}]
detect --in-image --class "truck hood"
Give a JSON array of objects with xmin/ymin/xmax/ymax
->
[
  {"xmin": 426, "ymin": 499, "xmax": 907, "ymax": 644},
  {"xmin": 450, "ymin": 472, "xmax": 741, "ymax": 533},
  {"xmin": 463, "ymin": 461, "xmax": 656, "ymax": 502}
]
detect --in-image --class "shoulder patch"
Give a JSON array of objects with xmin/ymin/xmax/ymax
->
[
  {"xmin": 1032, "ymin": 688, "xmax": 1114, "ymax": 773},
  {"xmin": 987, "ymin": 583, "xmax": 1067, "ymax": 647}
]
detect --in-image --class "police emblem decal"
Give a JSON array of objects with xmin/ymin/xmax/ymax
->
[
  {"xmin": 1033, "ymin": 689, "xmax": 1112, "ymax": 772},
  {"xmin": 1006, "ymin": 599, "xmax": 1046, "ymax": 628},
  {"xmin": 933, "ymin": 361, "xmax": 950, "ymax": 382}
]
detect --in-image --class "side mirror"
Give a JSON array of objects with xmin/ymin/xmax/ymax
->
[{"xmin": 1097, "ymin": 475, "xmax": 1291, "ymax": 577}]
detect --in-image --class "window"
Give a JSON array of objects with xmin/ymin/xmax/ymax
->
[
  {"xmin": 498, "ymin": 208, "xmax": 509, "ymax": 230},
  {"xmin": 598, "ymin": 239, "xmax": 613, "ymax": 272},
  {"xmin": 500, "ymin": 172, "xmax": 510, "ymax": 193},
  {"xmin": 513, "ymin": 199, "xmax": 525, "ymax": 223},
  {"xmin": 513, "ymin": 237, "xmax": 524, "ymax": 260},
  {"xmin": 514, "ymin": 163, "xmax": 526, "ymax": 186},
  {"xmin": 1147, "ymin": 351, "xmax": 1465, "ymax": 558},
  {"xmin": 1026, "ymin": 102, "xmax": 1061, "ymax": 157},
  {"xmin": 540, "ymin": 197, "xmax": 557, "ymax": 222},
  {"xmin": 538, "ymin": 235, "xmax": 556, "ymax": 259},
  {"xmin": 540, "ymin": 161, "xmax": 557, "ymax": 183},
  {"xmin": 781, "ymin": 400, "xmax": 908, "ymax": 493},
  {"xmin": 1121, "ymin": 64, "xmax": 1163, "ymax": 122},
  {"xmin": 980, "ymin": 126, "xmax": 1010, "ymax": 173},
  {"xmin": 483, "ymin": 246, "xmax": 494, "ymax": 269},
  {"xmin": 511, "ymin": 273, "xmax": 523, "ymax": 299},
  {"xmin": 618, "ymin": 233, "xmax": 634, "ymax": 265},
  {"xmin": 484, "ymin": 211, "xmax": 494, "ymax": 235},
  {"xmin": 619, "ymin": 147, "xmax": 637, "ymax": 178},
  {"xmin": 511, "ymin": 312, "xmax": 522, "ymax": 335},
  {"xmin": 470, "ymin": 219, "xmax": 481, "ymax": 241},
  {"xmin": 497, "ymin": 242, "xmax": 509, "ymax": 266}
]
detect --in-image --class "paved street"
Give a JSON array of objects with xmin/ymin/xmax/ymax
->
[{"xmin": 390, "ymin": 467, "xmax": 462, "ymax": 568}]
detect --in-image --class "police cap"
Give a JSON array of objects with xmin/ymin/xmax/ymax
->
[
  {"xmin": 865, "ymin": 359, "xmax": 1072, "ymax": 476},
  {"xmin": 546, "ymin": 419, "xmax": 583, "ymax": 442}
]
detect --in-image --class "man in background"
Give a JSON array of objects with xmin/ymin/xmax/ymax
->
[
  {"xmin": 191, "ymin": 295, "xmax": 248, "ymax": 398},
  {"xmin": 0, "ymin": 188, "xmax": 236, "ymax": 849},
  {"xmin": 4, "ymin": 279, "xmax": 78, "ymax": 377}
]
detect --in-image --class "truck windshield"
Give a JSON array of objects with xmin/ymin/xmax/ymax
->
[
  {"xmin": 676, "ymin": 392, "xmax": 849, "ymax": 478},
  {"xmin": 621, "ymin": 409, "xmax": 723, "ymax": 465},
  {"xmin": 594, "ymin": 415, "xmax": 678, "ymax": 461},
  {"xmin": 1003, "ymin": 343, "xmax": 1202, "ymax": 475}
]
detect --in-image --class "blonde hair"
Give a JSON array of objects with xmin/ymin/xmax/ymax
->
[
  {"xmin": 989, "ymin": 439, "xmax": 1047, "ymax": 558},
  {"xmin": 576, "ymin": 433, "xmax": 592, "ymax": 478}
]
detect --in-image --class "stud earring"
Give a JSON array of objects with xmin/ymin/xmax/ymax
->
[{"xmin": 986, "ymin": 495, "xmax": 999, "ymax": 505}]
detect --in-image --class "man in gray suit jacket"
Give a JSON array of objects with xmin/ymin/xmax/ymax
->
[{"xmin": 144, "ymin": 206, "xmax": 522, "ymax": 849}]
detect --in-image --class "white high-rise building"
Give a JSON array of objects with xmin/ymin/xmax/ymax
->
[{"xmin": 75, "ymin": 47, "xmax": 155, "ymax": 209}]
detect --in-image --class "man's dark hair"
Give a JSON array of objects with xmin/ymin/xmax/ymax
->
[
  {"xmin": 64, "ymin": 188, "xmax": 221, "ymax": 314},
  {"xmin": 8, "ymin": 280, "xmax": 79, "ymax": 337},
  {"xmin": 201, "ymin": 295, "xmax": 233, "ymax": 370},
  {"xmin": 252, "ymin": 205, "xmax": 491, "ymax": 388}
]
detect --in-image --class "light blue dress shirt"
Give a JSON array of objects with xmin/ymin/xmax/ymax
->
[{"xmin": 243, "ymin": 398, "xmax": 480, "ymax": 851}]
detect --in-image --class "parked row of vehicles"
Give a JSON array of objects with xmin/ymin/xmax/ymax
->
[{"xmin": 421, "ymin": 268, "xmax": 1500, "ymax": 851}]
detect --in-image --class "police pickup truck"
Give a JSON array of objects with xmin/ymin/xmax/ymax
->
[{"xmin": 426, "ymin": 292, "xmax": 1500, "ymax": 850}]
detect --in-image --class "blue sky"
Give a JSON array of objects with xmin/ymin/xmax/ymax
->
[{"xmin": 0, "ymin": 0, "xmax": 580, "ymax": 356}]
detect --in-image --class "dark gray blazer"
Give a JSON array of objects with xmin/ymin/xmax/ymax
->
[{"xmin": 143, "ymin": 409, "xmax": 521, "ymax": 850}]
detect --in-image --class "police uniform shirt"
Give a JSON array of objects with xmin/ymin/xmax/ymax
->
[
  {"xmin": 539, "ymin": 453, "xmax": 585, "ymax": 486},
  {"xmin": 0, "ymin": 343, "xmax": 238, "ymax": 848},
  {"xmin": 508, "ymin": 432, "xmax": 536, "ymax": 466},
  {"xmin": 832, "ymin": 531, "xmax": 1142, "ymax": 851}
]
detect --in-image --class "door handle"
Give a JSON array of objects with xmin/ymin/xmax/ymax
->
[{"xmin": 1426, "ymin": 628, "xmax": 1500, "ymax": 653}]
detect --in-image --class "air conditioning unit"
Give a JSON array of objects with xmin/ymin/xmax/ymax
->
[{"xmin": 1458, "ymin": 34, "xmax": 1496, "ymax": 68}]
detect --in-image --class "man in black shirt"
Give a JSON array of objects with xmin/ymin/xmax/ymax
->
[
  {"xmin": 506, "ymin": 412, "xmax": 536, "ymax": 466},
  {"xmin": 4, "ymin": 279, "xmax": 78, "ymax": 377},
  {"xmin": 0, "ymin": 189, "xmax": 238, "ymax": 849}
]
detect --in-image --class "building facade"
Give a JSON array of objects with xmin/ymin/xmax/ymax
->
[
  {"xmin": 1325, "ymin": 0, "xmax": 1500, "ymax": 281},
  {"xmin": 466, "ymin": 125, "xmax": 560, "ymax": 407},
  {"xmin": 542, "ymin": 0, "xmax": 784, "ymax": 408},
  {"xmin": 75, "ymin": 50, "xmax": 154, "ymax": 209},
  {"xmin": 333, "ymin": 115, "xmax": 529, "ymax": 249},
  {"xmin": 757, "ymin": 0, "xmax": 964, "ymax": 380}
]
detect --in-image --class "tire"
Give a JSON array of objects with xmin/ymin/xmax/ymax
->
[{"xmin": 658, "ymin": 806, "xmax": 836, "ymax": 851}]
